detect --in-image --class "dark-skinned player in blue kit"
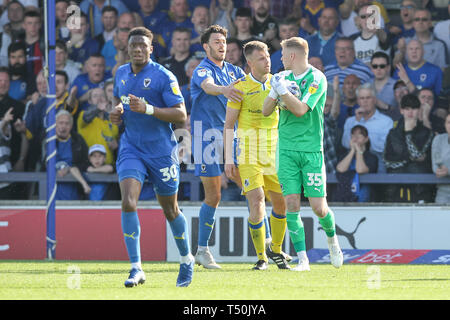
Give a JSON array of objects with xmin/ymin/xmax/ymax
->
[{"xmin": 109, "ymin": 27, "xmax": 194, "ymax": 288}]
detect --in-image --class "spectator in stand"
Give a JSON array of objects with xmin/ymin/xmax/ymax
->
[
  {"xmin": 339, "ymin": 0, "xmax": 387, "ymax": 38},
  {"xmin": 87, "ymin": 144, "xmax": 114, "ymax": 201},
  {"xmin": 308, "ymin": 56, "xmax": 324, "ymax": 72},
  {"xmin": 342, "ymin": 83, "xmax": 393, "ymax": 173},
  {"xmin": 388, "ymin": 0, "xmax": 417, "ymax": 45},
  {"xmin": 23, "ymin": 10, "xmax": 44, "ymax": 95},
  {"xmin": 0, "ymin": 67, "xmax": 26, "ymax": 169},
  {"xmin": 245, "ymin": 0, "xmax": 297, "ymax": 19},
  {"xmin": 0, "ymin": 67, "xmax": 28, "ymax": 198},
  {"xmin": 159, "ymin": 0, "xmax": 194, "ymax": 54},
  {"xmin": 424, "ymin": 90, "xmax": 448, "ymax": 135},
  {"xmin": 139, "ymin": 0, "xmax": 168, "ymax": 34},
  {"xmin": 0, "ymin": 1, "xmax": 25, "ymax": 40},
  {"xmin": 337, "ymin": 74, "xmax": 361, "ymax": 129},
  {"xmin": 352, "ymin": 4, "xmax": 391, "ymax": 66},
  {"xmin": 300, "ymin": 0, "xmax": 343, "ymax": 35},
  {"xmin": 55, "ymin": 40, "xmax": 81, "ymax": 87},
  {"xmin": 433, "ymin": 4, "xmax": 449, "ymax": 59},
  {"xmin": 77, "ymin": 87, "xmax": 119, "ymax": 166},
  {"xmin": 417, "ymin": 87, "xmax": 434, "ymax": 131},
  {"xmin": 336, "ymin": 124, "xmax": 378, "ymax": 202},
  {"xmin": 431, "ymin": 113, "xmax": 450, "ymax": 204},
  {"xmin": 210, "ymin": 0, "xmax": 236, "ymax": 36},
  {"xmin": 160, "ymin": 27, "xmax": 192, "ymax": 87},
  {"xmin": 250, "ymin": 0, "xmax": 280, "ymax": 54},
  {"xmin": 24, "ymin": 70, "xmax": 78, "ymax": 171},
  {"xmin": 270, "ymin": 19, "xmax": 300, "ymax": 74},
  {"xmin": 189, "ymin": 5, "xmax": 211, "ymax": 56},
  {"xmin": 0, "ymin": 0, "xmax": 38, "ymax": 30},
  {"xmin": 102, "ymin": 27, "xmax": 130, "ymax": 73},
  {"xmin": 71, "ymin": 54, "xmax": 111, "ymax": 112},
  {"xmin": 390, "ymin": 80, "xmax": 409, "ymax": 123},
  {"xmin": 79, "ymin": 0, "xmax": 129, "ymax": 38},
  {"xmin": 51, "ymin": 109, "xmax": 91, "ymax": 200},
  {"xmin": 225, "ymin": 38, "xmax": 245, "ymax": 70},
  {"xmin": 395, "ymin": 9, "xmax": 448, "ymax": 70},
  {"xmin": 94, "ymin": 5, "xmax": 118, "ymax": 50},
  {"xmin": 234, "ymin": 7, "xmax": 260, "ymax": 48},
  {"xmin": 307, "ymin": 7, "xmax": 340, "ymax": 67},
  {"xmin": 394, "ymin": 39, "xmax": 443, "ymax": 98},
  {"xmin": 383, "ymin": 93, "xmax": 434, "ymax": 203},
  {"xmin": 0, "ymin": 106, "xmax": 14, "ymax": 199},
  {"xmin": 181, "ymin": 55, "xmax": 202, "ymax": 114},
  {"xmin": 0, "ymin": 1, "xmax": 24, "ymax": 66},
  {"xmin": 55, "ymin": 0, "xmax": 70, "ymax": 42},
  {"xmin": 324, "ymin": 37, "xmax": 373, "ymax": 88},
  {"xmin": 323, "ymin": 82, "xmax": 340, "ymax": 174},
  {"xmin": 368, "ymin": 52, "xmax": 398, "ymax": 118},
  {"xmin": 7, "ymin": 42, "xmax": 28, "ymax": 103},
  {"xmin": 104, "ymin": 78, "xmax": 114, "ymax": 111},
  {"xmin": 66, "ymin": 13, "xmax": 101, "ymax": 65}
]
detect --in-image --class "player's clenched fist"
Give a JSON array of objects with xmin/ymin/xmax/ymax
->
[
  {"xmin": 109, "ymin": 103, "xmax": 123, "ymax": 125},
  {"xmin": 129, "ymin": 94, "xmax": 147, "ymax": 113}
]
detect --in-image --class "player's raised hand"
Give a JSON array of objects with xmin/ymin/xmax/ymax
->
[
  {"xmin": 222, "ymin": 81, "xmax": 243, "ymax": 103},
  {"xmin": 128, "ymin": 94, "xmax": 146, "ymax": 113},
  {"xmin": 109, "ymin": 103, "xmax": 123, "ymax": 125}
]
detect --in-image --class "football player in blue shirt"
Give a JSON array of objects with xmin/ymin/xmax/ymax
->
[
  {"xmin": 190, "ymin": 25, "xmax": 245, "ymax": 269},
  {"xmin": 109, "ymin": 27, "xmax": 193, "ymax": 288}
]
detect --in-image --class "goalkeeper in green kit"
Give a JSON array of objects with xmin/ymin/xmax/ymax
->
[{"xmin": 262, "ymin": 37, "xmax": 343, "ymax": 271}]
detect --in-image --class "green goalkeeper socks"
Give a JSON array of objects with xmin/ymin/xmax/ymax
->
[
  {"xmin": 286, "ymin": 212, "xmax": 306, "ymax": 252},
  {"xmin": 318, "ymin": 210, "xmax": 336, "ymax": 238}
]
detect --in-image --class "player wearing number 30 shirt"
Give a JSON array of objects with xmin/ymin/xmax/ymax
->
[{"xmin": 110, "ymin": 27, "xmax": 194, "ymax": 288}]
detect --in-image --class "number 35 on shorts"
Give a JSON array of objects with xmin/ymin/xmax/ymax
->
[
  {"xmin": 160, "ymin": 164, "xmax": 178, "ymax": 182},
  {"xmin": 306, "ymin": 173, "xmax": 323, "ymax": 186}
]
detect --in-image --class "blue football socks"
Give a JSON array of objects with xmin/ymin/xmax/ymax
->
[
  {"xmin": 121, "ymin": 211, "xmax": 141, "ymax": 264},
  {"xmin": 169, "ymin": 212, "xmax": 190, "ymax": 257},
  {"xmin": 198, "ymin": 203, "xmax": 216, "ymax": 247}
]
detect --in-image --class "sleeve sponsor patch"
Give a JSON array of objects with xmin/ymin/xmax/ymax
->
[
  {"xmin": 308, "ymin": 81, "xmax": 319, "ymax": 95},
  {"xmin": 170, "ymin": 82, "xmax": 181, "ymax": 96},
  {"xmin": 197, "ymin": 68, "xmax": 208, "ymax": 78}
]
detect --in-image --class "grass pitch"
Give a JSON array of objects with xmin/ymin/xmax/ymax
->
[{"xmin": 0, "ymin": 260, "xmax": 449, "ymax": 300}]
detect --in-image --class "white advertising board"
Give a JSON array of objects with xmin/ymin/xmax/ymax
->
[{"xmin": 166, "ymin": 206, "xmax": 450, "ymax": 262}]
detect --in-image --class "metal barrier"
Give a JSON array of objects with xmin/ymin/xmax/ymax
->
[{"xmin": 1, "ymin": 172, "xmax": 450, "ymax": 201}]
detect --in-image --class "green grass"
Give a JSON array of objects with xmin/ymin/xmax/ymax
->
[{"xmin": 0, "ymin": 260, "xmax": 449, "ymax": 300}]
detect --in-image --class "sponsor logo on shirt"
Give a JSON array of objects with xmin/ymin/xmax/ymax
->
[{"xmin": 308, "ymin": 81, "xmax": 319, "ymax": 94}]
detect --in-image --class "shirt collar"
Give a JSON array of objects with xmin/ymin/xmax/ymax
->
[{"xmin": 305, "ymin": 1, "xmax": 325, "ymax": 15}]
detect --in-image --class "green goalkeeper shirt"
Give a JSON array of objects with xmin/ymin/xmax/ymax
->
[{"xmin": 276, "ymin": 65, "xmax": 327, "ymax": 152}]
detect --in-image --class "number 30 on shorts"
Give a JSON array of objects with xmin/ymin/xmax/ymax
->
[
  {"xmin": 160, "ymin": 164, "xmax": 178, "ymax": 182},
  {"xmin": 306, "ymin": 173, "xmax": 323, "ymax": 186}
]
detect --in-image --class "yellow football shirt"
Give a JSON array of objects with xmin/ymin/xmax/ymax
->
[{"xmin": 227, "ymin": 73, "xmax": 279, "ymax": 164}]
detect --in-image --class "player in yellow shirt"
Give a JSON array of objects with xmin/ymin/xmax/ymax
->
[{"xmin": 224, "ymin": 41, "xmax": 290, "ymax": 270}]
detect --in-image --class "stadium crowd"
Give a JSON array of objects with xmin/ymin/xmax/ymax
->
[{"xmin": 0, "ymin": 0, "xmax": 448, "ymax": 203}]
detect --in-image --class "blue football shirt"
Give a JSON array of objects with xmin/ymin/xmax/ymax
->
[
  {"xmin": 113, "ymin": 60, "xmax": 184, "ymax": 159},
  {"xmin": 190, "ymin": 58, "xmax": 245, "ymax": 134}
]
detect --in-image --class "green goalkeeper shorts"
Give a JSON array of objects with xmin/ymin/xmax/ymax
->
[{"xmin": 276, "ymin": 149, "xmax": 326, "ymax": 198}]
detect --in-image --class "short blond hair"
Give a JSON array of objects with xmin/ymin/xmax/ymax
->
[
  {"xmin": 280, "ymin": 37, "xmax": 309, "ymax": 56},
  {"xmin": 243, "ymin": 40, "xmax": 268, "ymax": 60}
]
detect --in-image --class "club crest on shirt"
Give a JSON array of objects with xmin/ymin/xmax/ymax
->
[
  {"xmin": 420, "ymin": 74, "xmax": 427, "ymax": 82},
  {"xmin": 201, "ymin": 164, "xmax": 207, "ymax": 173},
  {"xmin": 228, "ymin": 71, "xmax": 236, "ymax": 80},
  {"xmin": 144, "ymin": 78, "xmax": 151, "ymax": 87},
  {"xmin": 244, "ymin": 179, "xmax": 250, "ymax": 188},
  {"xmin": 301, "ymin": 79, "xmax": 307, "ymax": 89}
]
